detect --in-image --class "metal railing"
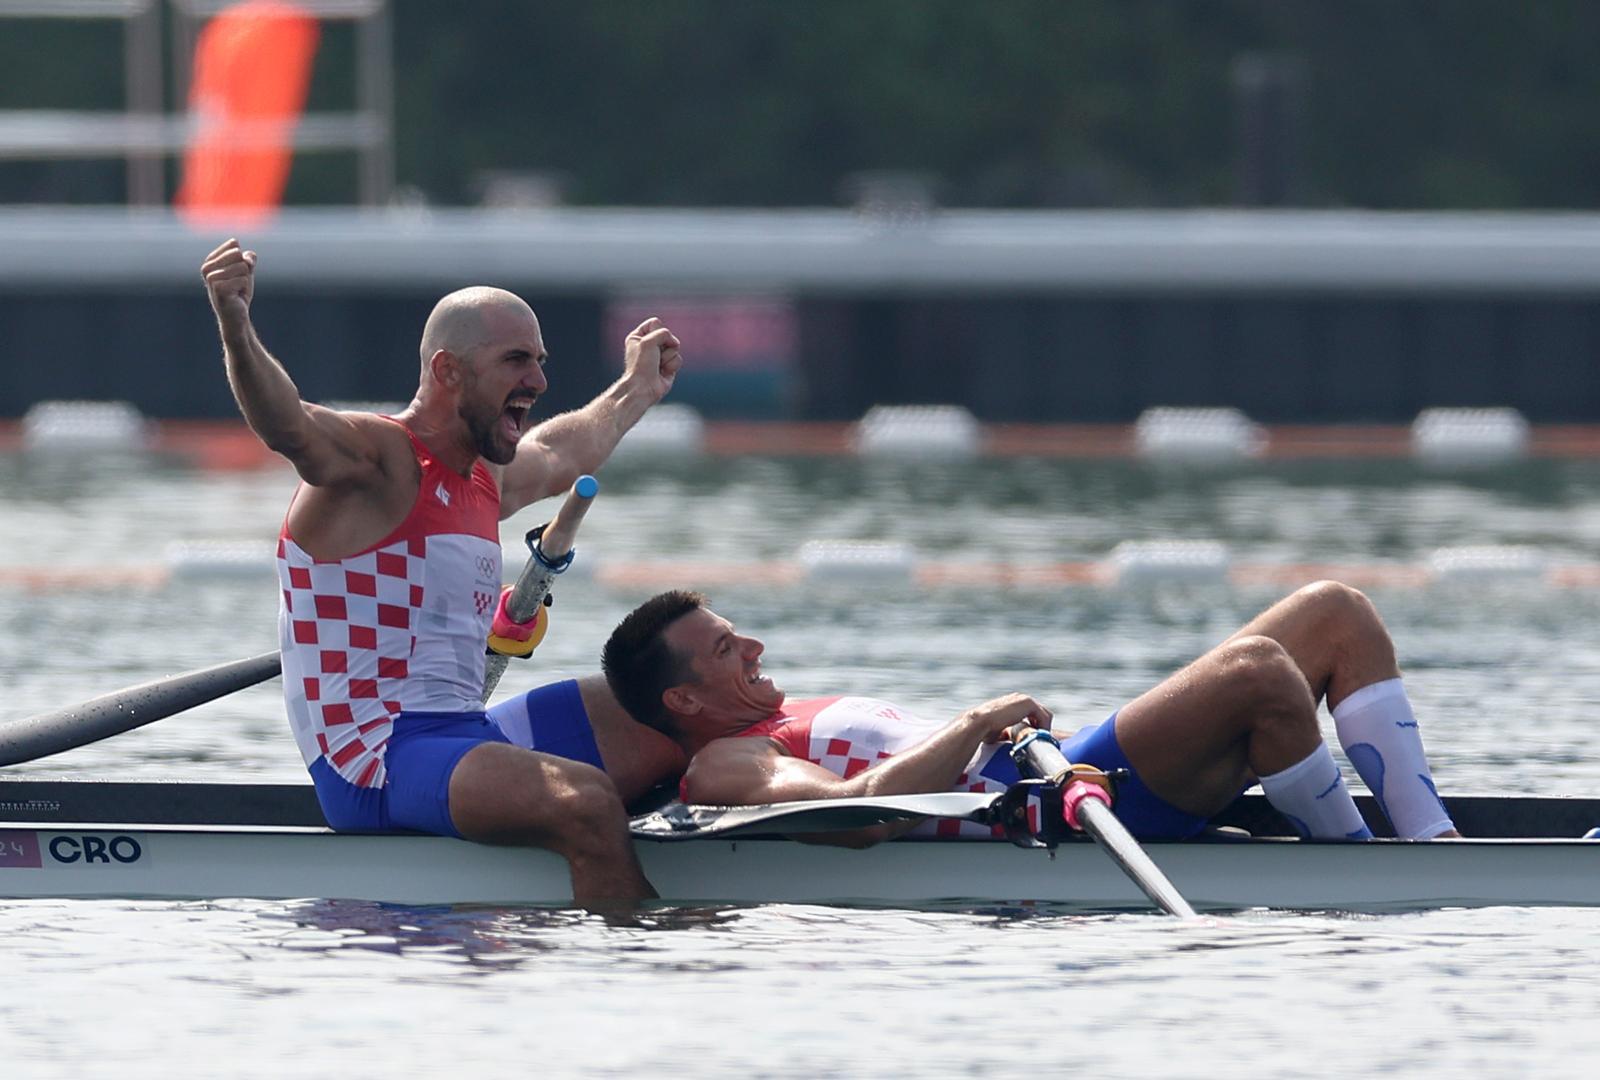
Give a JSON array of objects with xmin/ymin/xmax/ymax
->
[{"xmin": 0, "ymin": 0, "xmax": 393, "ymax": 205}]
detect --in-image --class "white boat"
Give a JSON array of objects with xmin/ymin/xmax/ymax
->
[{"xmin": 2, "ymin": 779, "xmax": 1597, "ymax": 911}]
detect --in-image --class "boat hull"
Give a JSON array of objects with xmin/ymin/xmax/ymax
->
[{"xmin": 2, "ymin": 823, "xmax": 1595, "ymax": 911}]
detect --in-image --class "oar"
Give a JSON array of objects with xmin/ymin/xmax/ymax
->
[
  {"xmin": 1011, "ymin": 729, "xmax": 1199, "ymax": 918},
  {"xmin": 630, "ymin": 790, "xmax": 1014, "ymax": 841},
  {"xmin": 0, "ymin": 651, "xmax": 283, "ymax": 767},
  {"xmin": 481, "ymin": 474, "xmax": 599, "ymax": 702}
]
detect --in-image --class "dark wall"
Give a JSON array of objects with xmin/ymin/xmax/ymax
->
[
  {"xmin": 796, "ymin": 294, "xmax": 1600, "ymax": 422},
  {"xmin": 4, "ymin": 288, "xmax": 1597, "ymax": 423},
  {"xmin": 0, "ymin": 290, "xmax": 608, "ymax": 421}
]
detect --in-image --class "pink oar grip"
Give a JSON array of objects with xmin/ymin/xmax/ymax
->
[
  {"xmin": 1061, "ymin": 778, "xmax": 1113, "ymax": 832},
  {"xmin": 491, "ymin": 588, "xmax": 542, "ymax": 640}
]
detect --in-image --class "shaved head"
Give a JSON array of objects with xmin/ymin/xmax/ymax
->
[
  {"xmin": 420, "ymin": 286, "xmax": 535, "ymax": 369},
  {"xmin": 410, "ymin": 285, "xmax": 547, "ymax": 466}
]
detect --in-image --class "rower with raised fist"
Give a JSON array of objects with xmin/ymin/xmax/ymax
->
[{"xmin": 201, "ymin": 238, "xmax": 687, "ymax": 906}]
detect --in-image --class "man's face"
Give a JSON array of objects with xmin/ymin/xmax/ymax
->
[
  {"xmin": 662, "ymin": 607, "xmax": 786, "ymax": 731},
  {"xmin": 458, "ymin": 307, "xmax": 548, "ymax": 465}
]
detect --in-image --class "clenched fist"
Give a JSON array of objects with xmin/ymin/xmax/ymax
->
[
  {"xmin": 622, "ymin": 317, "xmax": 683, "ymax": 402},
  {"xmin": 201, "ymin": 238, "xmax": 257, "ymax": 328}
]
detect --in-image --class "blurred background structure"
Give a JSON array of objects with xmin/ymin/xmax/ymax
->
[{"xmin": 3, "ymin": 0, "xmax": 1600, "ymax": 425}]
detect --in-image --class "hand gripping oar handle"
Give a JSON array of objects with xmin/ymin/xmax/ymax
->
[
  {"xmin": 1012, "ymin": 728, "xmax": 1198, "ymax": 918},
  {"xmin": 481, "ymin": 475, "xmax": 599, "ymax": 702}
]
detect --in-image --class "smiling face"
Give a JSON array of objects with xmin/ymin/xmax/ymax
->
[{"xmin": 660, "ymin": 606, "xmax": 786, "ymax": 740}]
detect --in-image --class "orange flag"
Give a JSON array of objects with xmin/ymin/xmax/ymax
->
[{"xmin": 176, "ymin": 1, "xmax": 320, "ymax": 227}]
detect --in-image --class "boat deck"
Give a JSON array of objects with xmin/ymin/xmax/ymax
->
[{"xmin": 2, "ymin": 778, "xmax": 1596, "ymax": 839}]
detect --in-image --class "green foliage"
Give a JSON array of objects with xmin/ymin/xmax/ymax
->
[{"xmin": 4, "ymin": 0, "xmax": 1600, "ymax": 208}]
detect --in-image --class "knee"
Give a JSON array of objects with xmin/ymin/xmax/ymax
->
[
  {"xmin": 545, "ymin": 761, "xmax": 629, "ymax": 836},
  {"xmin": 450, "ymin": 747, "xmax": 630, "ymax": 851},
  {"xmin": 1294, "ymin": 580, "xmax": 1380, "ymax": 633},
  {"xmin": 1216, "ymin": 635, "xmax": 1314, "ymax": 716}
]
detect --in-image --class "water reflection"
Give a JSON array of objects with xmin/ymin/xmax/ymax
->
[{"xmin": 258, "ymin": 899, "xmax": 745, "ymax": 971}]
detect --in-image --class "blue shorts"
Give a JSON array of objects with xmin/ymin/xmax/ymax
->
[
  {"xmin": 309, "ymin": 679, "xmax": 603, "ymax": 838},
  {"xmin": 1057, "ymin": 713, "xmax": 1212, "ymax": 841}
]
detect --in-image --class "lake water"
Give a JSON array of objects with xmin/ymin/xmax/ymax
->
[{"xmin": 3, "ymin": 448, "xmax": 1600, "ymax": 1077}]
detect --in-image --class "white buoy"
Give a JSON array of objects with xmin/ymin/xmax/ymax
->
[
  {"xmin": 1134, "ymin": 407, "xmax": 1264, "ymax": 463},
  {"xmin": 852, "ymin": 405, "xmax": 981, "ymax": 460},
  {"xmin": 1426, "ymin": 545, "xmax": 1549, "ymax": 584},
  {"xmin": 796, "ymin": 540, "xmax": 916, "ymax": 587},
  {"xmin": 1411, "ymin": 408, "xmax": 1529, "ymax": 466},
  {"xmin": 22, "ymin": 400, "xmax": 149, "ymax": 453},
  {"xmin": 612, "ymin": 403, "xmax": 705, "ymax": 459},
  {"xmin": 163, "ymin": 540, "xmax": 277, "ymax": 583},
  {"xmin": 1104, "ymin": 540, "xmax": 1231, "ymax": 587}
]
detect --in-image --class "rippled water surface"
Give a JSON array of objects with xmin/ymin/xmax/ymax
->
[{"xmin": 4, "ymin": 451, "xmax": 1600, "ymax": 1077}]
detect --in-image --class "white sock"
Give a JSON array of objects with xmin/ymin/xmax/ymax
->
[
  {"xmin": 1258, "ymin": 743, "xmax": 1372, "ymax": 839},
  {"xmin": 1332, "ymin": 678, "xmax": 1454, "ymax": 839}
]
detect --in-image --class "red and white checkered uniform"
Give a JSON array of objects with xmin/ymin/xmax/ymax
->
[
  {"xmin": 738, "ymin": 696, "xmax": 1027, "ymax": 838},
  {"xmin": 275, "ymin": 421, "xmax": 502, "ymax": 789}
]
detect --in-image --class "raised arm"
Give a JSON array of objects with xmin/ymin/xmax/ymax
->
[
  {"xmin": 682, "ymin": 693, "xmax": 1054, "ymax": 847},
  {"xmin": 201, "ymin": 239, "xmax": 388, "ymax": 489},
  {"xmin": 496, "ymin": 317, "xmax": 682, "ymax": 515}
]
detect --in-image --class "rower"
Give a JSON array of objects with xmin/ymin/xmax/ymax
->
[
  {"xmin": 600, "ymin": 580, "xmax": 1459, "ymax": 846},
  {"xmin": 201, "ymin": 237, "xmax": 689, "ymax": 906}
]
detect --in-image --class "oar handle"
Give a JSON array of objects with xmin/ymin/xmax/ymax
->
[
  {"xmin": 504, "ymin": 474, "xmax": 598, "ymax": 622},
  {"xmin": 482, "ymin": 475, "xmax": 599, "ymax": 702},
  {"xmin": 1012, "ymin": 726, "xmax": 1072, "ymax": 784},
  {"xmin": 1011, "ymin": 727, "xmax": 1198, "ymax": 918}
]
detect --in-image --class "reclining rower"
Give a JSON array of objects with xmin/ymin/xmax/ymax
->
[{"xmin": 599, "ymin": 582, "xmax": 1460, "ymax": 844}]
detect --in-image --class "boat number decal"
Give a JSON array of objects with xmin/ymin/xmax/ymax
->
[
  {"xmin": 47, "ymin": 834, "xmax": 144, "ymax": 866},
  {"xmin": 0, "ymin": 831, "xmax": 43, "ymax": 869}
]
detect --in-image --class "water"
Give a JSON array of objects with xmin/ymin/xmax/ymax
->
[{"xmin": 4, "ymin": 450, "xmax": 1600, "ymax": 1077}]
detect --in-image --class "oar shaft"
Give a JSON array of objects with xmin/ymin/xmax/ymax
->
[
  {"xmin": 1074, "ymin": 794, "xmax": 1198, "ymax": 919},
  {"xmin": 504, "ymin": 475, "xmax": 598, "ymax": 621},
  {"xmin": 1012, "ymin": 728, "xmax": 1199, "ymax": 918},
  {"xmin": 0, "ymin": 651, "xmax": 283, "ymax": 767},
  {"xmin": 482, "ymin": 475, "xmax": 598, "ymax": 701}
]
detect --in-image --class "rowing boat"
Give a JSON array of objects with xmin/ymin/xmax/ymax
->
[{"xmin": 2, "ymin": 779, "xmax": 1596, "ymax": 911}]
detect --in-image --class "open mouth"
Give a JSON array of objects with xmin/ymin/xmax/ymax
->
[{"xmin": 500, "ymin": 395, "xmax": 535, "ymax": 440}]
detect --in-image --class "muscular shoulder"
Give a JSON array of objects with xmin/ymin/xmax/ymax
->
[
  {"xmin": 285, "ymin": 413, "xmax": 421, "ymax": 557},
  {"xmin": 682, "ymin": 736, "xmax": 784, "ymax": 804}
]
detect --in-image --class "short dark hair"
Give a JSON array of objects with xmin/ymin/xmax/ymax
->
[{"xmin": 601, "ymin": 590, "xmax": 708, "ymax": 731}]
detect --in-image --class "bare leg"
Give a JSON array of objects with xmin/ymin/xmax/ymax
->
[
  {"xmin": 1113, "ymin": 635, "xmax": 1323, "ymax": 818},
  {"xmin": 577, "ymin": 675, "xmax": 688, "ymax": 806},
  {"xmin": 448, "ymin": 741, "xmax": 656, "ymax": 907},
  {"xmin": 1225, "ymin": 580, "xmax": 1399, "ymax": 711},
  {"xmin": 1226, "ymin": 581, "xmax": 1458, "ymax": 837}
]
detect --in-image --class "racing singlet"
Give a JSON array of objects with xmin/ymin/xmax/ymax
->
[
  {"xmin": 738, "ymin": 696, "xmax": 1035, "ymax": 838},
  {"xmin": 274, "ymin": 419, "xmax": 502, "ymax": 789}
]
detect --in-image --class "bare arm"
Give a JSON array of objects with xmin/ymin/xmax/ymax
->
[
  {"xmin": 497, "ymin": 317, "xmax": 682, "ymax": 515},
  {"xmin": 201, "ymin": 239, "xmax": 388, "ymax": 490},
  {"xmin": 683, "ymin": 693, "xmax": 1053, "ymax": 847}
]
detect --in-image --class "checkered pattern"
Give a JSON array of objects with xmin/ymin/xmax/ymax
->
[
  {"xmin": 273, "ymin": 425, "xmax": 504, "ymax": 794},
  {"xmin": 278, "ymin": 535, "xmax": 428, "ymax": 788},
  {"xmin": 812, "ymin": 736, "xmax": 895, "ymax": 781},
  {"xmin": 746, "ymin": 696, "xmax": 1034, "ymax": 840}
]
